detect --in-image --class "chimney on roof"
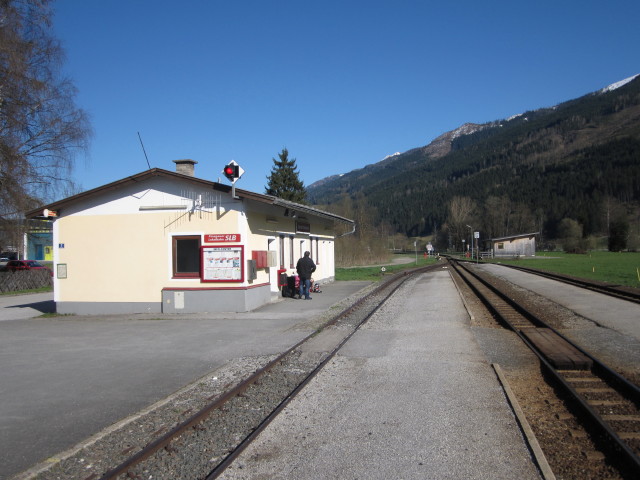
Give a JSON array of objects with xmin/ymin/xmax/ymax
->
[{"xmin": 173, "ymin": 159, "xmax": 197, "ymax": 177}]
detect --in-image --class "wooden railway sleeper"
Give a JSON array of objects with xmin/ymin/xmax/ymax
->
[{"xmin": 449, "ymin": 258, "xmax": 640, "ymax": 476}]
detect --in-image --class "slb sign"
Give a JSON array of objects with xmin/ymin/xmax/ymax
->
[{"xmin": 205, "ymin": 234, "xmax": 241, "ymax": 243}]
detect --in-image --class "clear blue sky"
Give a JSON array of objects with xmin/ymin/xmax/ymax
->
[{"xmin": 53, "ymin": 0, "xmax": 639, "ymax": 196}]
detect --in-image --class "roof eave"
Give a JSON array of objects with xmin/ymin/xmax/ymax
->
[
  {"xmin": 491, "ymin": 232, "xmax": 540, "ymax": 242},
  {"xmin": 25, "ymin": 169, "xmax": 354, "ymax": 226}
]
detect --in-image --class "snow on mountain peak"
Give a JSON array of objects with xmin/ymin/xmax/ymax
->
[
  {"xmin": 600, "ymin": 74, "xmax": 639, "ymax": 93},
  {"xmin": 450, "ymin": 123, "xmax": 485, "ymax": 140}
]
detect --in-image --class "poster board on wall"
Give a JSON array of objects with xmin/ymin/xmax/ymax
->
[{"xmin": 201, "ymin": 245, "xmax": 244, "ymax": 282}]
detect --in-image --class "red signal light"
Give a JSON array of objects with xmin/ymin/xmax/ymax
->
[{"xmin": 223, "ymin": 163, "xmax": 240, "ymax": 182}]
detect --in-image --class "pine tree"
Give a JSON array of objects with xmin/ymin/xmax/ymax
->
[{"xmin": 265, "ymin": 148, "xmax": 307, "ymax": 203}]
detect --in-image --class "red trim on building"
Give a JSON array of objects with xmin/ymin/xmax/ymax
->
[{"xmin": 162, "ymin": 282, "xmax": 269, "ymax": 292}]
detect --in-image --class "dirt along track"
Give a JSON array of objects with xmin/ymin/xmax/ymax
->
[
  {"xmin": 453, "ymin": 261, "xmax": 640, "ymax": 479},
  {"xmin": 474, "ymin": 262, "xmax": 640, "ymax": 383}
]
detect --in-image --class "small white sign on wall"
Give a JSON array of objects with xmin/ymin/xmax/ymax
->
[
  {"xmin": 174, "ymin": 291, "xmax": 185, "ymax": 309},
  {"xmin": 57, "ymin": 264, "xmax": 67, "ymax": 279}
]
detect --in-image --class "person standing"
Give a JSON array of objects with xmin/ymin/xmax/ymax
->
[{"xmin": 296, "ymin": 251, "xmax": 316, "ymax": 300}]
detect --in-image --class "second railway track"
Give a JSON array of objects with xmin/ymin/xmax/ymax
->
[
  {"xmin": 482, "ymin": 261, "xmax": 640, "ymax": 304},
  {"xmin": 450, "ymin": 258, "xmax": 640, "ymax": 478}
]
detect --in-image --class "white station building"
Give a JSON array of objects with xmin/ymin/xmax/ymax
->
[{"xmin": 26, "ymin": 160, "xmax": 354, "ymax": 315}]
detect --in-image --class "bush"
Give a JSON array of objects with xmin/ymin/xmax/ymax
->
[{"xmin": 608, "ymin": 219, "xmax": 629, "ymax": 251}]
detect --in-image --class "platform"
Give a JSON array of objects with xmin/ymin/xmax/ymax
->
[{"xmin": 220, "ymin": 271, "xmax": 542, "ymax": 479}]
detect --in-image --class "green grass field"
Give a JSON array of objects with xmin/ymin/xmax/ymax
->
[
  {"xmin": 487, "ymin": 251, "xmax": 640, "ymax": 288},
  {"xmin": 337, "ymin": 252, "xmax": 640, "ymax": 288},
  {"xmin": 336, "ymin": 255, "xmax": 439, "ymax": 281}
]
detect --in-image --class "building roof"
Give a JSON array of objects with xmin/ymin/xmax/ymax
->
[
  {"xmin": 491, "ymin": 232, "xmax": 539, "ymax": 242},
  {"xmin": 25, "ymin": 168, "xmax": 354, "ymax": 225}
]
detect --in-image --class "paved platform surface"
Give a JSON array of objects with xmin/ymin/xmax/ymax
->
[
  {"xmin": 0, "ymin": 282, "xmax": 369, "ymax": 479},
  {"xmin": 221, "ymin": 270, "xmax": 541, "ymax": 480}
]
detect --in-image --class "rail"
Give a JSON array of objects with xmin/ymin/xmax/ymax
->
[
  {"xmin": 443, "ymin": 254, "xmax": 640, "ymax": 304},
  {"xmin": 96, "ymin": 263, "xmax": 442, "ymax": 479},
  {"xmin": 493, "ymin": 262, "xmax": 640, "ymax": 304},
  {"xmin": 449, "ymin": 258, "xmax": 640, "ymax": 477}
]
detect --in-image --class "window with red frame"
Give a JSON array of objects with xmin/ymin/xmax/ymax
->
[{"xmin": 173, "ymin": 235, "xmax": 201, "ymax": 278}]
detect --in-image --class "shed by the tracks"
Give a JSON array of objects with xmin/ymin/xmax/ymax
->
[
  {"xmin": 491, "ymin": 232, "xmax": 539, "ymax": 258},
  {"xmin": 25, "ymin": 160, "xmax": 354, "ymax": 315}
]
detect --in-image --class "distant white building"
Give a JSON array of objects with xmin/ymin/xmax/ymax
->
[{"xmin": 491, "ymin": 233, "xmax": 538, "ymax": 258}]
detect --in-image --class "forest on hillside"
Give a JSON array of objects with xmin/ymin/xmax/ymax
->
[{"xmin": 311, "ymin": 76, "xmax": 640, "ymax": 259}]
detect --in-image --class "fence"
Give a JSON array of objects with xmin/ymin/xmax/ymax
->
[{"xmin": 0, "ymin": 270, "xmax": 53, "ymax": 293}]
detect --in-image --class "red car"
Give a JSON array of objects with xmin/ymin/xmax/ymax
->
[{"xmin": 3, "ymin": 260, "xmax": 52, "ymax": 274}]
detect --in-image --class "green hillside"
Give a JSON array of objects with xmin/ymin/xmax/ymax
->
[{"xmin": 309, "ymin": 76, "xmax": 640, "ymax": 249}]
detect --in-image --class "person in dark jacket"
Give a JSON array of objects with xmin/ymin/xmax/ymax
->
[{"xmin": 296, "ymin": 251, "xmax": 316, "ymax": 300}]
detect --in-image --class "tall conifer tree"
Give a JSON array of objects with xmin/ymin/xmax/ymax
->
[{"xmin": 265, "ymin": 148, "xmax": 307, "ymax": 203}]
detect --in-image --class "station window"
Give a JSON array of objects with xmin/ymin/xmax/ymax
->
[
  {"xmin": 497, "ymin": 242, "xmax": 504, "ymax": 250},
  {"xmin": 173, "ymin": 235, "xmax": 201, "ymax": 278}
]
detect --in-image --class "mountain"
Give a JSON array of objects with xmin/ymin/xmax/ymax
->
[
  {"xmin": 306, "ymin": 122, "xmax": 487, "ymax": 191},
  {"xmin": 308, "ymin": 74, "xmax": 640, "ymax": 242}
]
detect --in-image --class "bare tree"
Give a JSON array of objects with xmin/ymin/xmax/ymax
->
[
  {"xmin": 0, "ymin": 0, "xmax": 90, "ymax": 225},
  {"xmin": 557, "ymin": 218, "xmax": 583, "ymax": 253},
  {"xmin": 509, "ymin": 203, "xmax": 536, "ymax": 235},
  {"xmin": 447, "ymin": 196, "xmax": 476, "ymax": 250},
  {"xmin": 325, "ymin": 193, "xmax": 390, "ymax": 267},
  {"xmin": 483, "ymin": 195, "xmax": 511, "ymax": 238}
]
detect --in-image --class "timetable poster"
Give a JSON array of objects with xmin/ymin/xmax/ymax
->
[{"xmin": 201, "ymin": 245, "xmax": 244, "ymax": 282}]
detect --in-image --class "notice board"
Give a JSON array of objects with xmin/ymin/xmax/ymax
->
[{"xmin": 201, "ymin": 245, "xmax": 244, "ymax": 282}]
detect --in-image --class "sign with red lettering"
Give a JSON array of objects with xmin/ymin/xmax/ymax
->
[{"xmin": 205, "ymin": 234, "xmax": 241, "ymax": 243}]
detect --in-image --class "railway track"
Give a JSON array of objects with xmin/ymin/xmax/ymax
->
[
  {"xmin": 492, "ymin": 261, "xmax": 640, "ymax": 304},
  {"xmin": 90, "ymin": 263, "xmax": 443, "ymax": 480},
  {"xmin": 449, "ymin": 258, "xmax": 640, "ymax": 478}
]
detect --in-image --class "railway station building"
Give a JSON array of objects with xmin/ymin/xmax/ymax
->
[
  {"xmin": 490, "ymin": 232, "xmax": 538, "ymax": 258},
  {"xmin": 26, "ymin": 160, "xmax": 354, "ymax": 315}
]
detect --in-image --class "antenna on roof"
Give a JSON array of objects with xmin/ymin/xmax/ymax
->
[{"xmin": 137, "ymin": 132, "xmax": 152, "ymax": 169}]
